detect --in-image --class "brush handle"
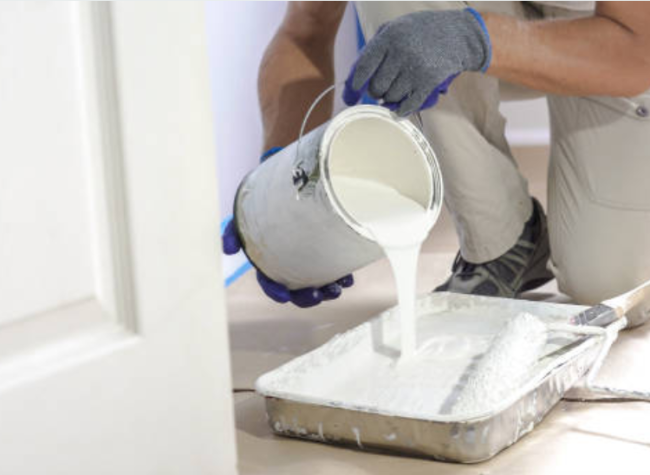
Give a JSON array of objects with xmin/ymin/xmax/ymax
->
[
  {"xmin": 569, "ymin": 278, "xmax": 650, "ymax": 327},
  {"xmin": 602, "ymin": 278, "xmax": 650, "ymax": 315}
]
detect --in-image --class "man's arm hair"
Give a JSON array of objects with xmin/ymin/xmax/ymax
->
[
  {"xmin": 483, "ymin": 1, "xmax": 650, "ymax": 96},
  {"xmin": 258, "ymin": 2, "xmax": 347, "ymax": 151}
]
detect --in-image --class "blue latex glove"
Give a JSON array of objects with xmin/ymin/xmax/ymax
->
[
  {"xmin": 221, "ymin": 147, "xmax": 354, "ymax": 308},
  {"xmin": 343, "ymin": 8, "xmax": 491, "ymax": 116},
  {"xmin": 222, "ymin": 220, "xmax": 354, "ymax": 308}
]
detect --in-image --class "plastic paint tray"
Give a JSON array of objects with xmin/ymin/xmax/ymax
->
[{"xmin": 256, "ymin": 292, "xmax": 604, "ymax": 463}]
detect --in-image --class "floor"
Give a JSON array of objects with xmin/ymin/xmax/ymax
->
[{"xmin": 227, "ymin": 146, "xmax": 650, "ymax": 474}]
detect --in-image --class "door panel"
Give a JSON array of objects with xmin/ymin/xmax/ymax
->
[
  {"xmin": 0, "ymin": 2, "xmax": 94, "ymax": 324},
  {"xmin": 0, "ymin": 3, "xmax": 236, "ymax": 474}
]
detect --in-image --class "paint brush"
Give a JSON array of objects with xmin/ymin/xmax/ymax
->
[
  {"xmin": 538, "ymin": 278, "xmax": 650, "ymax": 362},
  {"xmin": 568, "ymin": 278, "xmax": 650, "ymax": 328}
]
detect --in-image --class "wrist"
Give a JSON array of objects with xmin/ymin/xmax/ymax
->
[{"xmin": 465, "ymin": 8, "xmax": 492, "ymax": 73}]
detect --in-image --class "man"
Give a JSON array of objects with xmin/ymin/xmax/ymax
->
[{"xmin": 224, "ymin": 1, "xmax": 650, "ymax": 326}]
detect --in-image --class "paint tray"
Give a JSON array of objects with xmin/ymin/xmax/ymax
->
[{"xmin": 256, "ymin": 292, "xmax": 606, "ymax": 463}]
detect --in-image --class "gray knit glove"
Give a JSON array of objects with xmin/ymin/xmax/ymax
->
[{"xmin": 344, "ymin": 8, "xmax": 491, "ymax": 116}]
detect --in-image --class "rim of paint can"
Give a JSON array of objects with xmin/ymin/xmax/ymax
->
[{"xmin": 321, "ymin": 105, "xmax": 444, "ymax": 241}]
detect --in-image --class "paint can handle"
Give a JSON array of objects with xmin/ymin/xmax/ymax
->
[
  {"xmin": 293, "ymin": 84, "xmax": 339, "ymax": 192},
  {"xmin": 293, "ymin": 85, "xmax": 427, "ymax": 192}
]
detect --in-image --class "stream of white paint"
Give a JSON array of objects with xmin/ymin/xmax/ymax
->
[
  {"xmin": 326, "ymin": 175, "xmax": 555, "ymax": 416},
  {"xmin": 332, "ymin": 176, "xmax": 434, "ymax": 359}
]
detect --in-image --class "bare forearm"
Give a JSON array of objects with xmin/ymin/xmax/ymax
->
[
  {"xmin": 258, "ymin": 2, "xmax": 346, "ymax": 151},
  {"xmin": 484, "ymin": 2, "xmax": 650, "ymax": 96},
  {"xmin": 258, "ymin": 33, "xmax": 335, "ymax": 150}
]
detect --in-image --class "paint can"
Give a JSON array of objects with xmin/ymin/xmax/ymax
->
[{"xmin": 233, "ymin": 102, "xmax": 443, "ymax": 289}]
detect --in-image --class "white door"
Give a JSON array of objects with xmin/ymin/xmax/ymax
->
[{"xmin": 0, "ymin": 3, "xmax": 237, "ymax": 474}]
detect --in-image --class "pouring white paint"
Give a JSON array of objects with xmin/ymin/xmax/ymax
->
[
  {"xmin": 330, "ymin": 176, "xmax": 552, "ymax": 413},
  {"xmin": 332, "ymin": 176, "xmax": 435, "ymax": 359}
]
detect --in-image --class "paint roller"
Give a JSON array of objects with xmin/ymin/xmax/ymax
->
[
  {"xmin": 451, "ymin": 278, "xmax": 650, "ymax": 415},
  {"xmin": 452, "ymin": 312, "xmax": 547, "ymax": 415}
]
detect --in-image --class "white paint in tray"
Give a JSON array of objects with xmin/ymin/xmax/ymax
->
[{"xmin": 256, "ymin": 293, "xmax": 591, "ymax": 420}]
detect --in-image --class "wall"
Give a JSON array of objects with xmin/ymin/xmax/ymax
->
[
  {"xmin": 206, "ymin": 2, "xmax": 550, "ymax": 284},
  {"xmin": 502, "ymin": 98, "xmax": 550, "ymax": 145}
]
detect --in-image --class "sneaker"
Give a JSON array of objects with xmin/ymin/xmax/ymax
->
[{"xmin": 434, "ymin": 198, "xmax": 554, "ymax": 297}]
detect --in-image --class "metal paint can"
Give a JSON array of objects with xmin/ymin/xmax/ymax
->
[{"xmin": 233, "ymin": 104, "xmax": 443, "ymax": 289}]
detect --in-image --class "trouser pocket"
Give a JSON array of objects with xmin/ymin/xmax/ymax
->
[{"xmin": 548, "ymin": 92, "xmax": 650, "ymax": 211}]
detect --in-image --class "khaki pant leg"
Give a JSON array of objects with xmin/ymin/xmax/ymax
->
[
  {"xmin": 547, "ymin": 92, "xmax": 650, "ymax": 327},
  {"xmin": 535, "ymin": 2, "xmax": 650, "ymax": 327},
  {"xmin": 355, "ymin": 2, "xmax": 538, "ymax": 262}
]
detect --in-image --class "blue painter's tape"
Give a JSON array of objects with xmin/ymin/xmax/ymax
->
[
  {"xmin": 226, "ymin": 261, "xmax": 253, "ymax": 287},
  {"xmin": 220, "ymin": 214, "xmax": 252, "ymax": 286},
  {"xmin": 220, "ymin": 214, "xmax": 232, "ymax": 234}
]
